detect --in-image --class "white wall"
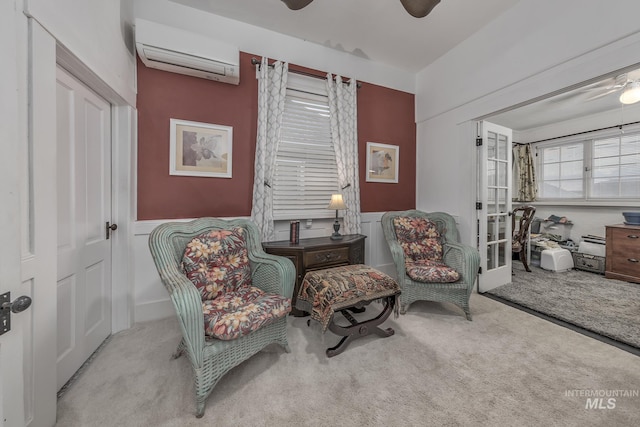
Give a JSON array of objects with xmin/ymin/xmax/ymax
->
[
  {"xmin": 25, "ymin": 0, "xmax": 136, "ymax": 105},
  {"xmin": 415, "ymin": 0, "xmax": 640, "ymax": 247},
  {"xmin": 132, "ymin": 0, "xmax": 415, "ymax": 93}
]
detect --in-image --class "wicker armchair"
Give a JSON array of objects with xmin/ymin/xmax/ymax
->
[
  {"xmin": 381, "ymin": 210, "xmax": 480, "ymax": 320},
  {"xmin": 148, "ymin": 218, "xmax": 295, "ymax": 417}
]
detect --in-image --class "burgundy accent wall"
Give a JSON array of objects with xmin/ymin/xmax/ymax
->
[
  {"xmin": 357, "ymin": 82, "xmax": 416, "ymax": 212},
  {"xmin": 137, "ymin": 52, "xmax": 415, "ymax": 220}
]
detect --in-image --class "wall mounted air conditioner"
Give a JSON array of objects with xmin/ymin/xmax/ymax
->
[{"xmin": 135, "ymin": 19, "xmax": 240, "ymax": 85}]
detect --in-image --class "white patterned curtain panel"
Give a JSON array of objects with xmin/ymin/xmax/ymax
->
[
  {"xmin": 514, "ymin": 144, "xmax": 537, "ymax": 202},
  {"xmin": 250, "ymin": 58, "xmax": 288, "ymax": 241},
  {"xmin": 327, "ymin": 74, "xmax": 361, "ymax": 234}
]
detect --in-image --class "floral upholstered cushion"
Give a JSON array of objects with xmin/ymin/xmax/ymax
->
[
  {"xmin": 393, "ymin": 216, "xmax": 444, "ymax": 262},
  {"xmin": 202, "ymin": 286, "xmax": 291, "ymax": 340},
  {"xmin": 296, "ymin": 264, "xmax": 400, "ymax": 332},
  {"xmin": 405, "ymin": 259, "xmax": 460, "ymax": 283},
  {"xmin": 182, "ymin": 227, "xmax": 252, "ymax": 301}
]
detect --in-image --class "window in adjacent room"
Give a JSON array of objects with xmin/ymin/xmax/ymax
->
[
  {"xmin": 536, "ymin": 127, "xmax": 640, "ymax": 201},
  {"xmin": 590, "ymin": 133, "xmax": 640, "ymax": 198},
  {"xmin": 538, "ymin": 142, "xmax": 584, "ymax": 198},
  {"xmin": 272, "ymin": 74, "xmax": 340, "ymax": 220}
]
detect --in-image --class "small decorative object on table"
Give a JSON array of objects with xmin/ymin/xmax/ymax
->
[
  {"xmin": 289, "ymin": 220, "xmax": 300, "ymax": 244},
  {"xmin": 327, "ymin": 194, "xmax": 346, "ymax": 240},
  {"xmin": 622, "ymin": 212, "xmax": 640, "ymax": 225}
]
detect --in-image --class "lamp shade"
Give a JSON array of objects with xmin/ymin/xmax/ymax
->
[
  {"xmin": 619, "ymin": 81, "xmax": 640, "ymax": 105},
  {"xmin": 327, "ymin": 194, "xmax": 346, "ymax": 210}
]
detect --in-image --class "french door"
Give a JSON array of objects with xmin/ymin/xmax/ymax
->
[{"xmin": 477, "ymin": 121, "xmax": 513, "ymax": 292}]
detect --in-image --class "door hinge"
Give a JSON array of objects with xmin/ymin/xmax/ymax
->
[
  {"xmin": 476, "ymin": 202, "xmax": 482, "ymax": 210},
  {"xmin": 476, "ymin": 137, "xmax": 483, "ymax": 146}
]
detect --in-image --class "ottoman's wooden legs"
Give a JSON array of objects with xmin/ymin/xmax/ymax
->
[{"xmin": 326, "ymin": 296, "xmax": 396, "ymax": 357}]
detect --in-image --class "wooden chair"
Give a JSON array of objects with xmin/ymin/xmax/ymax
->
[
  {"xmin": 512, "ymin": 205, "xmax": 536, "ymax": 272},
  {"xmin": 148, "ymin": 218, "xmax": 295, "ymax": 417}
]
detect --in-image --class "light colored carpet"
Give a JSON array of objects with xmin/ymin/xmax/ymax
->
[
  {"xmin": 488, "ymin": 263, "xmax": 640, "ymax": 348},
  {"xmin": 56, "ymin": 295, "xmax": 640, "ymax": 426}
]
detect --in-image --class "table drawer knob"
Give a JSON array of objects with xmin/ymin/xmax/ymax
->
[
  {"xmin": 627, "ymin": 235, "xmax": 639, "ymax": 239},
  {"xmin": 629, "ymin": 258, "xmax": 639, "ymax": 263}
]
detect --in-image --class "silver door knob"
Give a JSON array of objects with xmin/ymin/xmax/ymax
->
[{"xmin": 2, "ymin": 295, "xmax": 32, "ymax": 314}]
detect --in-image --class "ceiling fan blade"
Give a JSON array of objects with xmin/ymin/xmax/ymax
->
[
  {"xmin": 400, "ymin": 0, "xmax": 441, "ymax": 18},
  {"xmin": 585, "ymin": 88, "xmax": 622, "ymax": 101},
  {"xmin": 281, "ymin": 0, "xmax": 314, "ymax": 10}
]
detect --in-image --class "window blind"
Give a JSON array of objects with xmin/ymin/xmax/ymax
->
[{"xmin": 272, "ymin": 87, "xmax": 340, "ymax": 220}]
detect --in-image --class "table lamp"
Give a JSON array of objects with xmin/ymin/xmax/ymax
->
[{"xmin": 328, "ymin": 194, "xmax": 346, "ymax": 240}]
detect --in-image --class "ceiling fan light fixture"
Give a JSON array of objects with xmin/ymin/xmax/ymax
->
[{"xmin": 619, "ymin": 81, "xmax": 640, "ymax": 105}]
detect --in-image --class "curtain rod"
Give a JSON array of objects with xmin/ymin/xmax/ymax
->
[
  {"xmin": 251, "ymin": 57, "xmax": 361, "ymax": 88},
  {"xmin": 515, "ymin": 120, "xmax": 640, "ymax": 145}
]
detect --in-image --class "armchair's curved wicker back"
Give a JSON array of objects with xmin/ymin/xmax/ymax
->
[
  {"xmin": 382, "ymin": 210, "xmax": 460, "ymax": 246},
  {"xmin": 148, "ymin": 217, "xmax": 264, "ymax": 293}
]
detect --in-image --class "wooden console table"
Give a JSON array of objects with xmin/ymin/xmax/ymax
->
[{"xmin": 262, "ymin": 234, "xmax": 366, "ymax": 316}]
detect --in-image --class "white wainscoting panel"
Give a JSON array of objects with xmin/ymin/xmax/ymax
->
[{"xmin": 133, "ymin": 213, "xmax": 394, "ymax": 323}]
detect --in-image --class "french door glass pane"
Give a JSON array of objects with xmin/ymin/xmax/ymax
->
[
  {"xmin": 498, "ymin": 241, "xmax": 507, "ymax": 268},
  {"xmin": 487, "ymin": 243, "xmax": 496, "ymax": 270},
  {"xmin": 498, "ymin": 161, "xmax": 507, "ymax": 186},
  {"xmin": 488, "ymin": 160, "xmax": 496, "ymax": 186},
  {"xmin": 498, "ymin": 134, "xmax": 509, "ymax": 161},
  {"xmin": 487, "ymin": 131, "xmax": 497, "ymax": 159},
  {"xmin": 487, "ymin": 216, "xmax": 497, "ymax": 241},
  {"xmin": 498, "ymin": 215, "xmax": 507, "ymax": 240}
]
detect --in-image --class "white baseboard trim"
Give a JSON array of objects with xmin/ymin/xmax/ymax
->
[{"xmin": 135, "ymin": 299, "xmax": 175, "ymax": 323}]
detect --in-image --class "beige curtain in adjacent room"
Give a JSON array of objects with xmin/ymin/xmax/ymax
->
[
  {"xmin": 250, "ymin": 58, "xmax": 288, "ymax": 241},
  {"xmin": 514, "ymin": 144, "xmax": 537, "ymax": 202},
  {"xmin": 327, "ymin": 74, "xmax": 361, "ymax": 234}
]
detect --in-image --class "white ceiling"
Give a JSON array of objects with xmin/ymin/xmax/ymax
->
[
  {"xmin": 170, "ymin": 0, "xmax": 520, "ymax": 72},
  {"xmin": 489, "ymin": 66, "xmax": 640, "ymax": 131},
  {"xmin": 168, "ymin": 0, "xmax": 640, "ymax": 131}
]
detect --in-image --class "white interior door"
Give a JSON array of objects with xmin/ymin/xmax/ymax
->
[
  {"xmin": 477, "ymin": 121, "xmax": 513, "ymax": 292},
  {"xmin": 56, "ymin": 66, "xmax": 113, "ymax": 390},
  {"xmin": 1, "ymin": 2, "xmax": 27, "ymax": 423}
]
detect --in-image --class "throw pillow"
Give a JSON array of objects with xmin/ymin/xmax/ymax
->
[
  {"xmin": 182, "ymin": 227, "xmax": 251, "ymax": 301},
  {"xmin": 393, "ymin": 216, "xmax": 444, "ymax": 262}
]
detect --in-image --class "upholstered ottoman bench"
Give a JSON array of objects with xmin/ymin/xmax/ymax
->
[{"xmin": 295, "ymin": 264, "xmax": 401, "ymax": 357}]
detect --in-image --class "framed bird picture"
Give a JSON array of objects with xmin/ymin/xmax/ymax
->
[
  {"xmin": 169, "ymin": 118, "xmax": 233, "ymax": 178},
  {"xmin": 366, "ymin": 141, "xmax": 399, "ymax": 183}
]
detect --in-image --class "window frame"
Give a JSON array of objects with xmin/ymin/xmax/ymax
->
[{"xmin": 535, "ymin": 124, "xmax": 640, "ymax": 206}]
